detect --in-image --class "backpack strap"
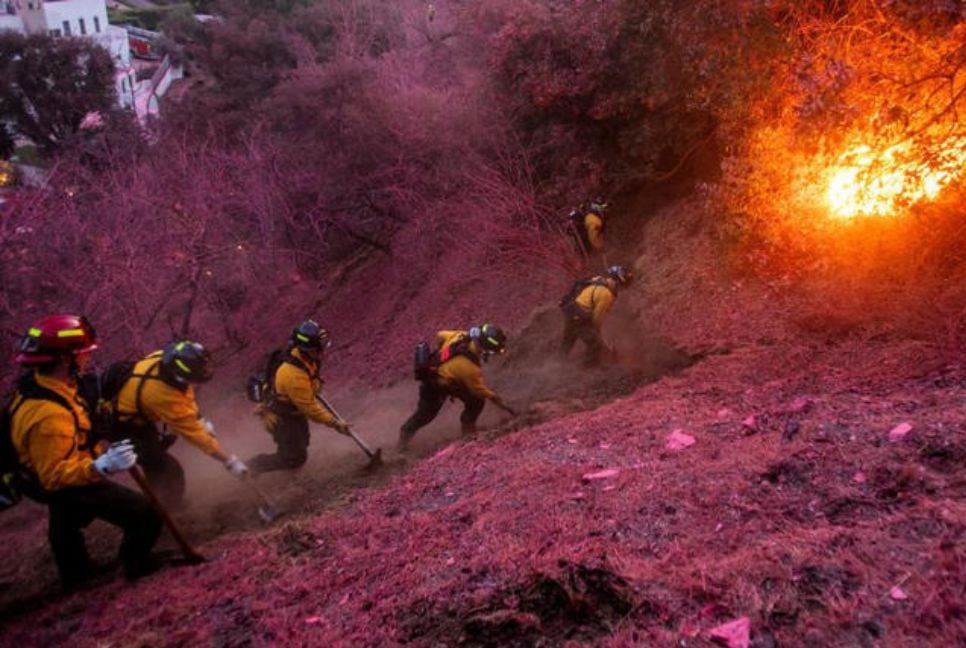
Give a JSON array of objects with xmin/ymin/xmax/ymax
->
[
  {"xmin": 114, "ymin": 360, "xmax": 165, "ymax": 422},
  {"xmin": 439, "ymin": 335, "xmax": 481, "ymax": 367},
  {"xmin": 561, "ymin": 277, "xmax": 614, "ymax": 319},
  {"xmin": 14, "ymin": 374, "xmax": 79, "ymax": 429},
  {"xmin": 586, "ymin": 279, "xmax": 615, "ymax": 305},
  {"xmin": 5, "ymin": 374, "xmax": 82, "ymax": 475},
  {"xmin": 282, "ymin": 354, "xmax": 310, "ymax": 375},
  {"xmin": 563, "ymin": 276, "xmax": 611, "ymax": 305}
]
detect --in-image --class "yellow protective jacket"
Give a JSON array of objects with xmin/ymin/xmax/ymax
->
[
  {"xmin": 435, "ymin": 330, "xmax": 498, "ymax": 400},
  {"xmin": 115, "ymin": 353, "xmax": 222, "ymax": 456},
  {"xmin": 574, "ymin": 279, "xmax": 616, "ymax": 328},
  {"xmin": 583, "ymin": 212, "xmax": 604, "ymax": 251},
  {"xmin": 10, "ymin": 373, "xmax": 100, "ymax": 491},
  {"xmin": 273, "ymin": 348, "xmax": 337, "ymax": 427}
]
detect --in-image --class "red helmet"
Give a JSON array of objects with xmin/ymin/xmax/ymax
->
[{"xmin": 15, "ymin": 314, "xmax": 98, "ymax": 365}]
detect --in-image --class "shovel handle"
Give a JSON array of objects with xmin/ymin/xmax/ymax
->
[
  {"xmin": 245, "ymin": 476, "xmax": 274, "ymax": 509},
  {"xmin": 129, "ymin": 466, "xmax": 204, "ymax": 563},
  {"xmin": 346, "ymin": 428, "xmax": 377, "ymax": 459},
  {"xmin": 244, "ymin": 476, "xmax": 283, "ymax": 522},
  {"xmin": 316, "ymin": 395, "xmax": 380, "ymax": 460}
]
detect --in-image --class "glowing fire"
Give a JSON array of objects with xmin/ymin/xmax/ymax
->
[{"xmin": 825, "ymin": 138, "xmax": 966, "ymax": 219}]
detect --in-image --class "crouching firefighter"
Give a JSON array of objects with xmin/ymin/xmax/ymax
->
[
  {"xmin": 2, "ymin": 315, "xmax": 162, "ymax": 588},
  {"xmin": 246, "ymin": 320, "xmax": 351, "ymax": 475},
  {"xmin": 107, "ymin": 341, "xmax": 248, "ymax": 508},
  {"xmin": 400, "ymin": 324, "xmax": 517, "ymax": 452},
  {"xmin": 559, "ymin": 264, "xmax": 633, "ymax": 366}
]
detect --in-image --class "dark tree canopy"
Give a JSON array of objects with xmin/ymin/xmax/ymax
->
[{"xmin": 0, "ymin": 32, "xmax": 115, "ymax": 154}]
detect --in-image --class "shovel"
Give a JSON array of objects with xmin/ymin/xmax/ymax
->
[
  {"xmin": 244, "ymin": 476, "xmax": 286, "ymax": 523},
  {"xmin": 129, "ymin": 466, "xmax": 205, "ymax": 564},
  {"xmin": 315, "ymin": 394, "xmax": 383, "ymax": 469}
]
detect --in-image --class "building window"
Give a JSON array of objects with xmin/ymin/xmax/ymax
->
[
  {"xmin": 93, "ymin": 16, "xmax": 100, "ymax": 33},
  {"xmin": 28, "ymin": 2, "xmax": 35, "ymax": 10},
  {"xmin": 49, "ymin": 28, "xmax": 61, "ymax": 37},
  {"xmin": 78, "ymin": 18, "xmax": 86, "ymax": 35},
  {"xmin": 62, "ymin": 20, "xmax": 70, "ymax": 36}
]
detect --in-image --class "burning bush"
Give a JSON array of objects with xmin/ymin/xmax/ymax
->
[
  {"xmin": 703, "ymin": 1, "xmax": 966, "ymax": 353},
  {"xmin": 719, "ymin": 1, "xmax": 965, "ymax": 227}
]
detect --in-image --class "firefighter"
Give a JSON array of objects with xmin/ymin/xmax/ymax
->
[
  {"xmin": 112, "ymin": 340, "xmax": 248, "ymax": 507},
  {"xmin": 247, "ymin": 320, "xmax": 351, "ymax": 475},
  {"xmin": 559, "ymin": 265, "xmax": 633, "ymax": 365},
  {"xmin": 7, "ymin": 315, "xmax": 162, "ymax": 587},
  {"xmin": 399, "ymin": 324, "xmax": 517, "ymax": 451},
  {"xmin": 572, "ymin": 196, "xmax": 608, "ymax": 258}
]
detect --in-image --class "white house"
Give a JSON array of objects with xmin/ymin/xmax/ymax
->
[
  {"xmin": 0, "ymin": 0, "xmax": 137, "ymax": 110},
  {"xmin": 1, "ymin": 2, "xmax": 25, "ymax": 33}
]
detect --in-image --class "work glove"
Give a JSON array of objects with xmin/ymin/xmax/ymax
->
[
  {"xmin": 224, "ymin": 455, "xmax": 248, "ymax": 478},
  {"xmin": 333, "ymin": 419, "xmax": 351, "ymax": 435},
  {"xmin": 94, "ymin": 440, "xmax": 138, "ymax": 476}
]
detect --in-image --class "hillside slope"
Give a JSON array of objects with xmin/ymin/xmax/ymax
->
[{"xmin": 1, "ymin": 198, "xmax": 963, "ymax": 647}]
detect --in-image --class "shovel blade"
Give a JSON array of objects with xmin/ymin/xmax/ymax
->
[
  {"xmin": 258, "ymin": 505, "xmax": 285, "ymax": 523},
  {"xmin": 363, "ymin": 448, "xmax": 383, "ymax": 471}
]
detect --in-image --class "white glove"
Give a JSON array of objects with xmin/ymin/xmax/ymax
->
[
  {"xmin": 203, "ymin": 418, "xmax": 217, "ymax": 437},
  {"xmin": 333, "ymin": 420, "xmax": 351, "ymax": 436},
  {"xmin": 224, "ymin": 455, "xmax": 248, "ymax": 478},
  {"xmin": 94, "ymin": 440, "xmax": 137, "ymax": 476}
]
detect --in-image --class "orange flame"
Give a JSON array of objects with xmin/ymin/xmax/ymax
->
[{"xmin": 826, "ymin": 138, "xmax": 966, "ymax": 219}]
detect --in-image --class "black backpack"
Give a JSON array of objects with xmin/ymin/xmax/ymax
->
[
  {"xmin": 247, "ymin": 349, "xmax": 310, "ymax": 414},
  {"xmin": 81, "ymin": 360, "xmax": 138, "ymax": 443},
  {"xmin": 413, "ymin": 342, "xmax": 437, "ymax": 381},
  {"xmin": 98, "ymin": 360, "xmax": 139, "ymax": 403},
  {"xmin": 0, "ymin": 374, "xmax": 78, "ymax": 510},
  {"xmin": 85, "ymin": 359, "xmax": 173, "ymax": 444},
  {"xmin": 412, "ymin": 335, "xmax": 481, "ymax": 381}
]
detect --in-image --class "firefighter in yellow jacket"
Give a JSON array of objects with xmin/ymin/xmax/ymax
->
[
  {"xmin": 560, "ymin": 265, "xmax": 633, "ymax": 365},
  {"xmin": 111, "ymin": 340, "xmax": 248, "ymax": 507},
  {"xmin": 247, "ymin": 321, "xmax": 350, "ymax": 475},
  {"xmin": 399, "ymin": 324, "xmax": 516, "ymax": 451},
  {"xmin": 6, "ymin": 315, "xmax": 161, "ymax": 587},
  {"xmin": 572, "ymin": 197, "xmax": 608, "ymax": 257}
]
